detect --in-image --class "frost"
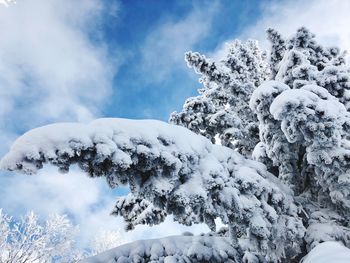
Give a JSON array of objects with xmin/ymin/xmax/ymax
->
[
  {"xmin": 1, "ymin": 118, "xmax": 304, "ymax": 261},
  {"xmin": 170, "ymin": 40, "xmax": 269, "ymax": 157}
]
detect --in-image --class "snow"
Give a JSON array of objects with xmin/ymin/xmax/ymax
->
[
  {"xmin": 0, "ymin": 118, "xmax": 304, "ymax": 261},
  {"xmin": 171, "ymin": 40, "xmax": 269, "ymax": 157},
  {"xmin": 84, "ymin": 235, "xmax": 350, "ymax": 263},
  {"xmin": 249, "ymin": 80, "xmax": 290, "ymax": 111},
  {"xmin": 270, "ymin": 85, "xmax": 346, "ymax": 123},
  {"xmin": 303, "ymin": 241, "xmax": 350, "ymax": 263},
  {"xmin": 0, "ymin": 118, "xmax": 211, "ymax": 174},
  {"xmin": 81, "ymin": 235, "xmax": 236, "ymax": 263}
]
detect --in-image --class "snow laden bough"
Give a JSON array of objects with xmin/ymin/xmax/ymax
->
[
  {"xmin": 0, "ymin": 119, "xmax": 305, "ymax": 262},
  {"xmin": 82, "ymin": 235, "xmax": 235, "ymax": 263},
  {"xmin": 270, "ymin": 84, "xmax": 350, "ymax": 209}
]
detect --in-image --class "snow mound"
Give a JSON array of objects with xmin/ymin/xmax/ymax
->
[
  {"xmin": 81, "ymin": 235, "xmax": 236, "ymax": 263},
  {"xmin": 303, "ymin": 241, "xmax": 350, "ymax": 263}
]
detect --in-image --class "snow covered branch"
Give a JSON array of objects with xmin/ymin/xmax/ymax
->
[
  {"xmin": 1, "ymin": 118, "xmax": 304, "ymax": 261},
  {"xmin": 271, "ymin": 84, "xmax": 350, "ymax": 209},
  {"xmin": 111, "ymin": 194, "xmax": 167, "ymax": 231},
  {"xmin": 171, "ymin": 40, "xmax": 269, "ymax": 156},
  {"xmin": 81, "ymin": 235, "xmax": 238, "ymax": 263}
]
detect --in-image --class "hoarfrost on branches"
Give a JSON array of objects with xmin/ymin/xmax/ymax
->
[
  {"xmin": 0, "ymin": 209, "xmax": 80, "ymax": 263},
  {"xmin": 89, "ymin": 229, "xmax": 127, "ymax": 255},
  {"xmin": 1, "ymin": 118, "xmax": 304, "ymax": 261},
  {"xmin": 0, "ymin": 209, "xmax": 126, "ymax": 262},
  {"xmin": 170, "ymin": 40, "xmax": 270, "ymax": 157}
]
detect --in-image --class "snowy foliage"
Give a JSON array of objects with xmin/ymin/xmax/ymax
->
[
  {"xmin": 170, "ymin": 40, "xmax": 269, "ymax": 157},
  {"xmin": 2, "ymin": 27, "xmax": 350, "ymax": 262},
  {"xmin": 0, "ymin": 209, "xmax": 81, "ymax": 263},
  {"xmin": 0, "ymin": 118, "xmax": 305, "ymax": 261},
  {"xmin": 250, "ymin": 80, "xmax": 302, "ymax": 190},
  {"xmin": 88, "ymin": 229, "xmax": 127, "ymax": 255},
  {"xmin": 111, "ymin": 194, "xmax": 167, "ymax": 231},
  {"xmin": 170, "ymin": 27, "xmax": 350, "ymax": 261},
  {"xmin": 252, "ymin": 28, "xmax": 350, "ymax": 256},
  {"xmin": 270, "ymin": 85, "xmax": 349, "ymax": 205},
  {"xmin": 82, "ymin": 235, "xmax": 235, "ymax": 263},
  {"xmin": 83, "ymin": 239, "xmax": 350, "ymax": 263},
  {"xmin": 0, "ymin": 209, "xmax": 126, "ymax": 262}
]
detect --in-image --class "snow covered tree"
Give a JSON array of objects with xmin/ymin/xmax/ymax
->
[
  {"xmin": 170, "ymin": 40, "xmax": 270, "ymax": 157},
  {"xmin": 269, "ymin": 84, "xmax": 350, "ymax": 251},
  {"xmin": 0, "ymin": 119, "xmax": 305, "ymax": 262},
  {"xmin": 2, "ymin": 27, "xmax": 350, "ymax": 262},
  {"xmin": 88, "ymin": 229, "xmax": 127, "ymax": 255},
  {"xmin": 0, "ymin": 209, "xmax": 127, "ymax": 262},
  {"xmin": 249, "ymin": 80, "xmax": 302, "ymax": 190},
  {"xmin": 0, "ymin": 209, "xmax": 81, "ymax": 263},
  {"xmin": 253, "ymin": 28, "xmax": 350, "ymax": 255},
  {"xmin": 171, "ymin": 28, "xmax": 350, "ymax": 257}
]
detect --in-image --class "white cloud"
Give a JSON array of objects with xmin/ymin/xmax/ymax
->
[
  {"xmin": 0, "ymin": 168, "xmax": 117, "ymax": 244},
  {"xmin": 242, "ymin": 0, "xmax": 350, "ymax": 51},
  {"xmin": 0, "ymin": 0, "xmax": 211, "ymax": 249},
  {"xmin": 244, "ymin": 0, "xmax": 350, "ymax": 49},
  {"xmin": 0, "ymin": 167, "xmax": 209, "ymax": 247},
  {"xmin": 212, "ymin": 0, "xmax": 350, "ymax": 61},
  {"xmin": 0, "ymin": 0, "xmax": 120, "ymax": 248},
  {"xmin": 140, "ymin": 1, "xmax": 220, "ymax": 83},
  {"xmin": 0, "ymin": 0, "xmax": 115, "ymax": 128}
]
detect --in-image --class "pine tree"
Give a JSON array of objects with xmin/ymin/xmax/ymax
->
[
  {"xmin": 170, "ymin": 39, "xmax": 269, "ymax": 157},
  {"xmin": 2, "ymin": 27, "xmax": 350, "ymax": 262},
  {"xmin": 0, "ymin": 119, "xmax": 305, "ymax": 262}
]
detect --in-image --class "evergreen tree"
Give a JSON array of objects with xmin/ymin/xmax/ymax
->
[
  {"xmin": 170, "ymin": 39, "xmax": 269, "ymax": 157},
  {"xmin": 2, "ymin": 27, "xmax": 350, "ymax": 262}
]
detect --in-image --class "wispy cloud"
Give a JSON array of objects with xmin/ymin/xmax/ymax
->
[
  {"xmin": 0, "ymin": 0, "xmax": 118, "ymax": 246},
  {"xmin": 0, "ymin": 168, "xmax": 209, "ymax": 247},
  {"xmin": 243, "ymin": 0, "xmax": 350, "ymax": 50},
  {"xmin": 212, "ymin": 0, "xmax": 350, "ymax": 61},
  {"xmin": 0, "ymin": 0, "xmax": 210, "ymax": 248},
  {"xmin": 0, "ymin": 0, "xmax": 115, "ymax": 130},
  {"xmin": 0, "ymin": 169, "xmax": 117, "ymax": 224},
  {"xmin": 140, "ymin": 1, "xmax": 220, "ymax": 84}
]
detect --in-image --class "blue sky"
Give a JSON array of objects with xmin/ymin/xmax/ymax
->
[
  {"xmin": 100, "ymin": 0, "xmax": 265, "ymax": 121},
  {"xmin": 0, "ymin": 0, "xmax": 349, "ymax": 248}
]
